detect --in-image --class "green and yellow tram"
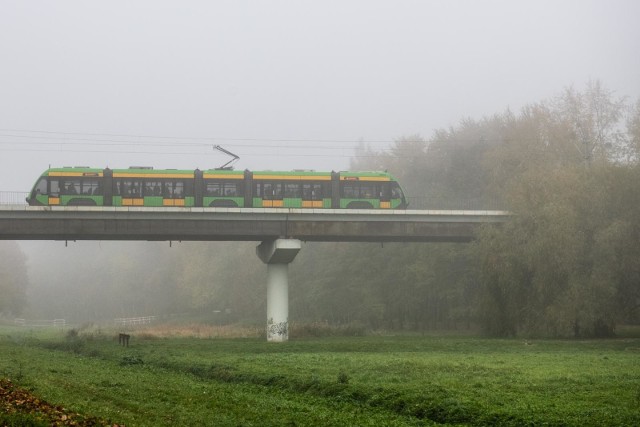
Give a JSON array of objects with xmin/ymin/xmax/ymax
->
[{"xmin": 27, "ymin": 167, "xmax": 407, "ymax": 209}]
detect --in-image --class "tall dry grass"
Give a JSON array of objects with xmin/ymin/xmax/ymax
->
[{"xmin": 135, "ymin": 323, "xmax": 263, "ymax": 339}]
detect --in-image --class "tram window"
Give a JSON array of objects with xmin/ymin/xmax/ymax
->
[
  {"xmin": 133, "ymin": 181, "xmax": 142, "ymax": 197},
  {"xmin": 342, "ymin": 184, "xmax": 358, "ymax": 198},
  {"xmin": 273, "ymin": 183, "xmax": 283, "ymax": 198},
  {"xmin": 59, "ymin": 179, "xmax": 81, "ymax": 195},
  {"xmin": 284, "ymin": 183, "xmax": 301, "ymax": 198},
  {"xmin": 121, "ymin": 180, "xmax": 142, "ymax": 197},
  {"xmin": 34, "ymin": 178, "xmax": 47, "ymax": 195},
  {"xmin": 323, "ymin": 182, "xmax": 331, "ymax": 198},
  {"xmin": 254, "ymin": 182, "xmax": 265, "ymax": 198},
  {"xmin": 380, "ymin": 183, "xmax": 390, "ymax": 199},
  {"xmin": 206, "ymin": 182, "xmax": 222, "ymax": 196},
  {"xmin": 224, "ymin": 182, "xmax": 240, "ymax": 197},
  {"xmin": 341, "ymin": 183, "xmax": 380, "ymax": 199},
  {"xmin": 303, "ymin": 183, "xmax": 323, "ymax": 200},
  {"xmin": 82, "ymin": 180, "xmax": 100, "ymax": 195},
  {"xmin": 261, "ymin": 182, "xmax": 272, "ymax": 199},
  {"xmin": 302, "ymin": 184, "xmax": 312, "ymax": 199},
  {"xmin": 391, "ymin": 183, "xmax": 402, "ymax": 199},
  {"xmin": 262, "ymin": 182, "xmax": 274, "ymax": 198},
  {"xmin": 360, "ymin": 184, "xmax": 375, "ymax": 199},
  {"xmin": 122, "ymin": 181, "xmax": 130, "ymax": 196},
  {"xmin": 144, "ymin": 181, "xmax": 163, "ymax": 197},
  {"xmin": 49, "ymin": 179, "xmax": 60, "ymax": 196},
  {"xmin": 259, "ymin": 182, "xmax": 283, "ymax": 200},
  {"xmin": 206, "ymin": 181, "xmax": 241, "ymax": 197},
  {"xmin": 164, "ymin": 181, "xmax": 185, "ymax": 198}
]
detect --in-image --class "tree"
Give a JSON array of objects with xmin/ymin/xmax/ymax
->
[
  {"xmin": 476, "ymin": 158, "xmax": 639, "ymax": 337},
  {"xmin": 627, "ymin": 99, "xmax": 640, "ymax": 163},
  {"xmin": 554, "ymin": 80, "xmax": 627, "ymax": 165},
  {"xmin": 472, "ymin": 82, "xmax": 638, "ymax": 337}
]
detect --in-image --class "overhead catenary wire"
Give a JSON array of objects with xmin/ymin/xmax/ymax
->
[
  {"xmin": 0, "ymin": 128, "xmax": 541, "ymax": 160},
  {"xmin": 0, "ymin": 128, "xmax": 526, "ymax": 148},
  {"xmin": 0, "ymin": 128, "xmax": 394, "ymax": 148},
  {"xmin": 0, "ymin": 133, "xmax": 375, "ymax": 150},
  {"xmin": 0, "ymin": 129, "xmax": 403, "ymax": 159},
  {"xmin": 0, "ymin": 148, "xmax": 384, "ymax": 159}
]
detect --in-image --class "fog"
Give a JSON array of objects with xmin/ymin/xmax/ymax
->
[
  {"xmin": 1, "ymin": 1, "xmax": 639, "ymax": 191},
  {"xmin": 2, "ymin": 1, "xmax": 639, "ymax": 331}
]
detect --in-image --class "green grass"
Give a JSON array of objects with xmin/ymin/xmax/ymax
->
[{"xmin": 1, "ymin": 327, "xmax": 639, "ymax": 426}]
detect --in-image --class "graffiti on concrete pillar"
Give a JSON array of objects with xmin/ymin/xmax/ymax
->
[{"xmin": 267, "ymin": 317, "xmax": 288, "ymax": 338}]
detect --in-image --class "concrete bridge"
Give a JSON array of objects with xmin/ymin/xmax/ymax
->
[
  {"xmin": 0, "ymin": 205, "xmax": 508, "ymax": 242},
  {"xmin": 0, "ymin": 205, "xmax": 509, "ymax": 341}
]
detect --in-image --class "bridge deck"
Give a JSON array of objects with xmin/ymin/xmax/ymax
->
[{"xmin": 0, "ymin": 206, "xmax": 509, "ymax": 242}]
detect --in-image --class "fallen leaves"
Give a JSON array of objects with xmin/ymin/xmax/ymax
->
[{"xmin": 1, "ymin": 378, "xmax": 124, "ymax": 426}]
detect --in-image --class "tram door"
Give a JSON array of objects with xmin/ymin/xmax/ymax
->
[{"xmin": 302, "ymin": 182, "xmax": 324, "ymax": 208}]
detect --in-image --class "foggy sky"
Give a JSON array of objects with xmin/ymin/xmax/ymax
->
[{"xmin": 1, "ymin": 0, "xmax": 639, "ymax": 191}]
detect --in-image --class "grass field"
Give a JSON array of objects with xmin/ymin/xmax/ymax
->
[{"xmin": 1, "ymin": 325, "xmax": 639, "ymax": 426}]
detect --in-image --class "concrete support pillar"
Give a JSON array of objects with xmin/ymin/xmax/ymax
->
[
  {"xmin": 266, "ymin": 263, "xmax": 289, "ymax": 342},
  {"xmin": 256, "ymin": 239, "xmax": 301, "ymax": 342}
]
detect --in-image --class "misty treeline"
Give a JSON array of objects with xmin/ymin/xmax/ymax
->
[
  {"xmin": 2, "ymin": 81, "xmax": 639, "ymax": 337},
  {"xmin": 343, "ymin": 81, "xmax": 640, "ymax": 337}
]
